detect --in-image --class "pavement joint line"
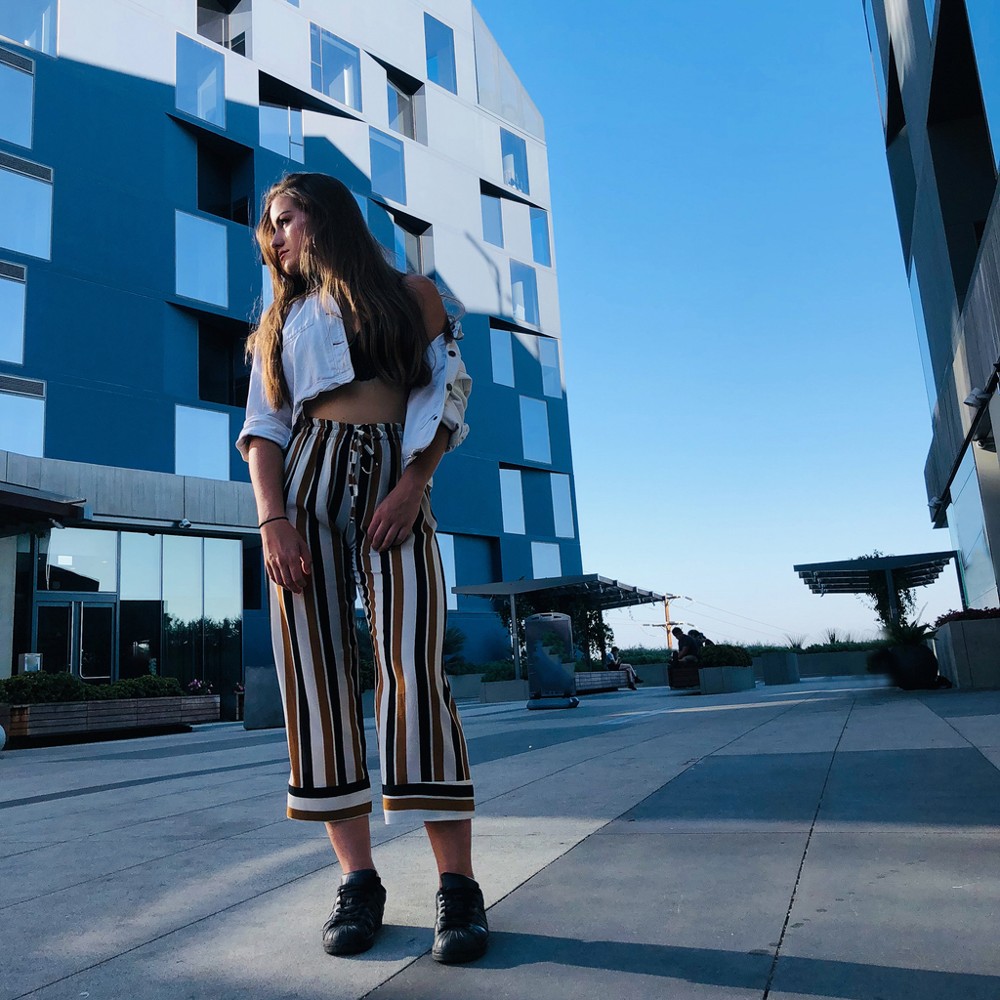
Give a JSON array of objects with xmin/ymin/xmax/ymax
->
[
  {"xmin": 918, "ymin": 693, "xmax": 1000, "ymax": 772},
  {"xmin": 761, "ymin": 694, "xmax": 857, "ymax": 999},
  {"xmin": 6, "ymin": 695, "xmax": 807, "ymax": 998}
]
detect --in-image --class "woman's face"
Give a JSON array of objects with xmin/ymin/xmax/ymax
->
[{"xmin": 268, "ymin": 194, "xmax": 310, "ymax": 275}]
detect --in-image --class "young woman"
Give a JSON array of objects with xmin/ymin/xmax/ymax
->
[{"xmin": 237, "ymin": 173, "xmax": 486, "ymax": 964}]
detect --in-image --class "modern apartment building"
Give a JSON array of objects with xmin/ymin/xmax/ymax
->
[
  {"xmin": 863, "ymin": 0, "xmax": 1000, "ymax": 606},
  {"xmin": 0, "ymin": 0, "xmax": 581, "ymax": 691}
]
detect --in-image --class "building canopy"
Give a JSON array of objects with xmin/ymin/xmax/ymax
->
[
  {"xmin": 454, "ymin": 574, "xmax": 664, "ymax": 611},
  {"xmin": 0, "ymin": 482, "xmax": 90, "ymax": 538}
]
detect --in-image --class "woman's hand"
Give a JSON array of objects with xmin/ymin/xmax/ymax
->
[
  {"xmin": 367, "ymin": 480, "xmax": 423, "ymax": 552},
  {"xmin": 262, "ymin": 518, "xmax": 313, "ymax": 593}
]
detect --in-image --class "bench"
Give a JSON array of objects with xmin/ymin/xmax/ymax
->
[{"xmin": 575, "ymin": 670, "xmax": 628, "ymax": 694}]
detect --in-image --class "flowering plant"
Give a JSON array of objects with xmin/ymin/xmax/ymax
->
[
  {"xmin": 186, "ymin": 678, "xmax": 215, "ymax": 696},
  {"xmin": 234, "ymin": 682, "xmax": 245, "ymax": 695},
  {"xmin": 934, "ymin": 607, "xmax": 1000, "ymax": 627}
]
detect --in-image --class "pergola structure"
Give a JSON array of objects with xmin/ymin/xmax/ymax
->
[
  {"xmin": 0, "ymin": 483, "xmax": 91, "ymax": 539},
  {"xmin": 793, "ymin": 551, "xmax": 966, "ymax": 626},
  {"xmin": 454, "ymin": 574, "xmax": 665, "ymax": 678}
]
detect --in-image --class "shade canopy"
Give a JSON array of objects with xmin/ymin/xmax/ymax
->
[
  {"xmin": 793, "ymin": 551, "xmax": 960, "ymax": 597},
  {"xmin": 454, "ymin": 574, "xmax": 664, "ymax": 611},
  {"xmin": 0, "ymin": 482, "xmax": 90, "ymax": 538}
]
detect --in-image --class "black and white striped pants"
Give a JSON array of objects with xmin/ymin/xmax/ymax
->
[{"xmin": 270, "ymin": 418, "xmax": 474, "ymax": 824}]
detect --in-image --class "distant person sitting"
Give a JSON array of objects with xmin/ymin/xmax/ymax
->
[
  {"xmin": 670, "ymin": 628, "xmax": 700, "ymax": 665},
  {"xmin": 688, "ymin": 629, "xmax": 714, "ymax": 648},
  {"xmin": 607, "ymin": 646, "xmax": 638, "ymax": 690}
]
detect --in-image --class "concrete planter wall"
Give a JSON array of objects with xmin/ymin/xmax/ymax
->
[
  {"xmin": 446, "ymin": 673, "xmax": 484, "ymax": 700},
  {"xmin": 480, "ymin": 679, "xmax": 529, "ymax": 704},
  {"xmin": 698, "ymin": 666, "xmax": 755, "ymax": 695},
  {"xmin": 634, "ymin": 663, "xmax": 668, "ymax": 686},
  {"xmin": 755, "ymin": 651, "xmax": 800, "ymax": 685},
  {"xmin": 795, "ymin": 651, "xmax": 871, "ymax": 677},
  {"xmin": 3, "ymin": 695, "xmax": 220, "ymax": 739},
  {"xmin": 935, "ymin": 619, "xmax": 1000, "ymax": 689}
]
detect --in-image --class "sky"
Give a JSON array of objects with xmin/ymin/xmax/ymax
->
[{"xmin": 471, "ymin": 0, "xmax": 965, "ymax": 648}]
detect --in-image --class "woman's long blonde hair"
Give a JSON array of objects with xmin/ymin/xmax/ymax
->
[{"xmin": 247, "ymin": 172, "xmax": 430, "ymax": 410}]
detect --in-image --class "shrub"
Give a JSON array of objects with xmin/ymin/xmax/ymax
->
[
  {"xmin": 699, "ymin": 644, "xmax": 753, "ymax": 668},
  {"xmin": 444, "ymin": 659, "xmax": 484, "ymax": 676},
  {"xmin": 0, "ymin": 672, "xmax": 185, "ymax": 704},
  {"xmin": 801, "ymin": 639, "xmax": 887, "ymax": 654},
  {"xmin": 104, "ymin": 676, "xmax": 183, "ymax": 699},
  {"xmin": 480, "ymin": 660, "xmax": 516, "ymax": 682},
  {"xmin": 934, "ymin": 607, "xmax": 1000, "ymax": 627},
  {"xmin": 618, "ymin": 646, "xmax": 670, "ymax": 665}
]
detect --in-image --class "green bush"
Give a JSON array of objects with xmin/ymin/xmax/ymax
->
[
  {"xmin": 480, "ymin": 660, "xmax": 516, "ymax": 682},
  {"xmin": 0, "ymin": 671, "xmax": 185, "ymax": 705},
  {"xmin": 801, "ymin": 640, "xmax": 887, "ymax": 654},
  {"xmin": 102, "ymin": 676, "xmax": 184, "ymax": 699},
  {"xmin": 699, "ymin": 644, "xmax": 753, "ymax": 668},
  {"xmin": 934, "ymin": 607, "xmax": 1000, "ymax": 626},
  {"xmin": 618, "ymin": 646, "xmax": 670, "ymax": 664},
  {"xmin": 444, "ymin": 659, "xmax": 484, "ymax": 676}
]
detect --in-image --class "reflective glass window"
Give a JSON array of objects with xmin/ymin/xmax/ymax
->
[
  {"xmin": 197, "ymin": 0, "xmax": 251, "ymax": 56},
  {"xmin": 390, "ymin": 221, "xmax": 421, "ymax": 273},
  {"xmin": 175, "ymin": 404, "xmax": 230, "ymax": 480},
  {"xmin": 490, "ymin": 327, "xmax": 514, "ymax": 387},
  {"xmin": 550, "ymin": 474, "xmax": 574, "ymax": 538},
  {"xmin": 0, "ymin": 391, "xmax": 43, "ymax": 456},
  {"xmin": 499, "ymin": 468, "xmax": 525, "ymax": 534},
  {"xmin": 0, "ymin": 59, "xmax": 33, "ymax": 147},
  {"xmin": 510, "ymin": 260, "xmax": 539, "ymax": 326},
  {"xmin": 437, "ymin": 532, "xmax": 458, "ymax": 609},
  {"xmin": 38, "ymin": 528, "xmax": 117, "ymax": 593},
  {"xmin": 908, "ymin": 260, "xmax": 936, "ymax": 414},
  {"xmin": 531, "ymin": 541, "xmax": 561, "ymax": 580},
  {"xmin": 310, "ymin": 24, "xmax": 361, "ymax": 110},
  {"xmin": 538, "ymin": 337, "xmax": 561, "ymax": 398},
  {"xmin": 924, "ymin": 0, "xmax": 935, "ymax": 34},
  {"xmin": 176, "ymin": 34, "xmax": 225, "ymax": 128},
  {"xmin": 863, "ymin": 0, "xmax": 887, "ymax": 125},
  {"xmin": 204, "ymin": 537, "xmax": 242, "ymax": 689},
  {"xmin": 500, "ymin": 128, "xmax": 529, "ymax": 194},
  {"xmin": 481, "ymin": 193, "xmax": 503, "ymax": 247},
  {"xmin": 530, "ymin": 207, "xmax": 551, "ymax": 266},
  {"xmin": 0, "ymin": 165, "xmax": 51, "ymax": 259},
  {"xmin": 175, "ymin": 211, "xmax": 228, "ymax": 307},
  {"xmin": 370, "ymin": 129, "xmax": 406, "ymax": 204},
  {"xmin": 120, "ymin": 532, "xmax": 161, "ymax": 600},
  {"xmin": 261, "ymin": 263, "xmax": 273, "ymax": 309},
  {"xmin": 519, "ymin": 395, "xmax": 551, "ymax": 464},
  {"xmin": 0, "ymin": 0, "xmax": 57, "ymax": 55},
  {"xmin": 966, "ymin": 2, "xmax": 1000, "ymax": 167},
  {"xmin": 0, "ymin": 269, "xmax": 26, "ymax": 364},
  {"xmin": 424, "ymin": 14, "xmax": 457, "ymax": 94},
  {"xmin": 163, "ymin": 534, "xmax": 203, "ymax": 686},
  {"xmin": 388, "ymin": 81, "xmax": 415, "ymax": 139},
  {"xmin": 259, "ymin": 103, "xmax": 304, "ymax": 161},
  {"xmin": 949, "ymin": 447, "xmax": 998, "ymax": 606}
]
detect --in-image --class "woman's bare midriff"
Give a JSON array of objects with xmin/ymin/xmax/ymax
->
[{"xmin": 303, "ymin": 379, "xmax": 408, "ymax": 425}]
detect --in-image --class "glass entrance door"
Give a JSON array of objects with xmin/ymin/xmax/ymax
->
[{"xmin": 34, "ymin": 600, "xmax": 116, "ymax": 679}]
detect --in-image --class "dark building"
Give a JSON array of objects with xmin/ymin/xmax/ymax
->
[{"xmin": 864, "ymin": 0, "xmax": 1000, "ymax": 606}]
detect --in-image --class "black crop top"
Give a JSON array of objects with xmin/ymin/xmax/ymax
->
[{"xmin": 348, "ymin": 335, "xmax": 378, "ymax": 381}]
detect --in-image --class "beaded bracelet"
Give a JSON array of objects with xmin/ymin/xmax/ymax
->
[{"xmin": 258, "ymin": 515, "xmax": 289, "ymax": 529}]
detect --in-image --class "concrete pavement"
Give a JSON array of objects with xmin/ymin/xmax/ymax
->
[{"xmin": 1, "ymin": 677, "xmax": 998, "ymax": 999}]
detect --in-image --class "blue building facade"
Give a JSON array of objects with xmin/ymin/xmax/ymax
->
[{"xmin": 0, "ymin": 0, "xmax": 582, "ymax": 688}]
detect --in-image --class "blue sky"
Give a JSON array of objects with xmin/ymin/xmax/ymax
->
[{"xmin": 472, "ymin": 0, "xmax": 964, "ymax": 646}]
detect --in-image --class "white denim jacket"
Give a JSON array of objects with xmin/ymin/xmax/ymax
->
[{"xmin": 236, "ymin": 292, "xmax": 472, "ymax": 466}]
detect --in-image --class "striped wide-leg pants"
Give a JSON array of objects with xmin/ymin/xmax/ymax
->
[{"xmin": 270, "ymin": 418, "xmax": 474, "ymax": 825}]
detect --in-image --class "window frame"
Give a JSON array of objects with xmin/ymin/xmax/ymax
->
[
  {"xmin": 0, "ymin": 51, "xmax": 34, "ymax": 148},
  {"xmin": 310, "ymin": 23, "xmax": 362, "ymax": 111},
  {"xmin": 175, "ymin": 33, "xmax": 226, "ymax": 128},
  {"xmin": 424, "ymin": 13, "xmax": 458, "ymax": 94}
]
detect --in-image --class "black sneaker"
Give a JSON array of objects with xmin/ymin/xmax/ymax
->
[
  {"xmin": 432, "ymin": 873, "xmax": 489, "ymax": 964},
  {"xmin": 322, "ymin": 869, "xmax": 386, "ymax": 956}
]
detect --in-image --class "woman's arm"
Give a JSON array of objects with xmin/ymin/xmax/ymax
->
[
  {"xmin": 247, "ymin": 436, "xmax": 313, "ymax": 593},
  {"xmin": 366, "ymin": 276, "xmax": 451, "ymax": 553}
]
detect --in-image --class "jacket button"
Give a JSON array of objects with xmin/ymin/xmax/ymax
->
[
  {"xmin": 448, "ymin": 350, "xmax": 456, "ymax": 356},
  {"xmin": 446, "ymin": 383, "xmax": 453, "ymax": 390}
]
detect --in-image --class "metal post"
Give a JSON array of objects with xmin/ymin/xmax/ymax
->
[
  {"xmin": 884, "ymin": 569, "xmax": 900, "ymax": 627},
  {"xmin": 509, "ymin": 594, "xmax": 523, "ymax": 680},
  {"xmin": 664, "ymin": 598, "xmax": 673, "ymax": 649}
]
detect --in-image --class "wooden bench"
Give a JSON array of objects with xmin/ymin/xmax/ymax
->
[{"xmin": 4, "ymin": 696, "xmax": 220, "ymax": 738}]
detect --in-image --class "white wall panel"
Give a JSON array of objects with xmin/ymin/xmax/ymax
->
[
  {"xmin": 536, "ymin": 268, "xmax": 561, "ymax": 335},
  {"xmin": 249, "ymin": 1, "xmax": 311, "ymax": 95}
]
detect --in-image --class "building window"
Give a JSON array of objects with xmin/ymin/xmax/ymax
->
[
  {"xmin": 949, "ymin": 447, "xmax": 999, "ymax": 606},
  {"xmin": 538, "ymin": 336, "xmax": 561, "ymax": 397},
  {"xmin": 259, "ymin": 103, "xmax": 304, "ymax": 161},
  {"xmin": 530, "ymin": 207, "xmax": 551, "ymax": 266},
  {"xmin": 37, "ymin": 527, "xmax": 118, "ymax": 593},
  {"xmin": 490, "ymin": 327, "xmax": 514, "ymax": 387},
  {"xmin": 500, "ymin": 128, "xmax": 529, "ymax": 194},
  {"xmin": 0, "ymin": 51, "xmax": 33, "ymax": 148},
  {"xmin": 0, "ymin": 0, "xmax": 57, "ymax": 56},
  {"xmin": 175, "ymin": 405, "xmax": 230, "ymax": 480},
  {"xmin": 499, "ymin": 468, "xmax": 525, "ymax": 534},
  {"xmin": 424, "ymin": 13, "xmax": 457, "ymax": 94},
  {"xmin": 197, "ymin": 134, "xmax": 253, "ymax": 224},
  {"xmin": 481, "ymin": 193, "xmax": 503, "ymax": 247},
  {"xmin": 175, "ymin": 211, "xmax": 228, "ymax": 308},
  {"xmin": 0, "ymin": 158, "xmax": 52, "ymax": 259},
  {"xmin": 924, "ymin": 0, "xmax": 935, "ymax": 34},
  {"xmin": 0, "ymin": 388, "xmax": 44, "ymax": 457},
  {"xmin": 531, "ymin": 541, "xmax": 561, "ymax": 580},
  {"xmin": 199, "ymin": 317, "xmax": 251, "ymax": 407},
  {"xmin": 519, "ymin": 396, "xmax": 551, "ymax": 464},
  {"xmin": 176, "ymin": 34, "xmax": 226, "ymax": 127},
  {"xmin": 437, "ymin": 532, "xmax": 458, "ymax": 609},
  {"xmin": 550, "ymin": 474, "xmax": 574, "ymax": 538},
  {"xmin": 310, "ymin": 24, "xmax": 361, "ymax": 110},
  {"xmin": 370, "ymin": 128, "xmax": 406, "ymax": 204},
  {"xmin": 0, "ymin": 263, "xmax": 26, "ymax": 364},
  {"xmin": 197, "ymin": 0, "xmax": 251, "ymax": 57},
  {"xmin": 965, "ymin": 2, "xmax": 1000, "ymax": 168},
  {"xmin": 368, "ymin": 202, "xmax": 429, "ymax": 274},
  {"xmin": 510, "ymin": 260, "xmax": 539, "ymax": 326},
  {"xmin": 388, "ymin": 80, "xmax": 415, "ymax": 138}
]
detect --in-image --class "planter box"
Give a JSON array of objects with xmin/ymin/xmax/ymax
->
[
  {"xmin": 796, "ymin": 650, "xmax": 871, "ymax": 678},
  {"xmin": 668, "ymin": 663, "xmax": 701, "ymax": 689},
  {"xmin": 935, "ymin": 619, "xmax": 1000, "ymax": 689},
  {"xmin": 446, "ymin": 673, "xmax": 484, "ymax": 700},
  {"xmin": 479, "ymin": 679, "xmax": 529, "ymax": 704},
  {"xmin": 756, "ymin": 651, "xmax": 800, "ymax": 685},
  {"xmin": 634, "ymin": 662, "xmax": 668, "ymax": 687},
  {"xmin": 575, "ymin": 670, "xmax": 627, "ymax": 694},
  {"xmin": 4, "ymin": 695, "xmax": 220, "ymax": 739},
  {"xmin": 698, "ymin": 665, "xmax": 755, "ymax": 695}
]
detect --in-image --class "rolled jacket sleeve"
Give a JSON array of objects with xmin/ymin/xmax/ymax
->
[{"xmin": 235, "ymin": 349, "xmax": 293, "ymax": 461}]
